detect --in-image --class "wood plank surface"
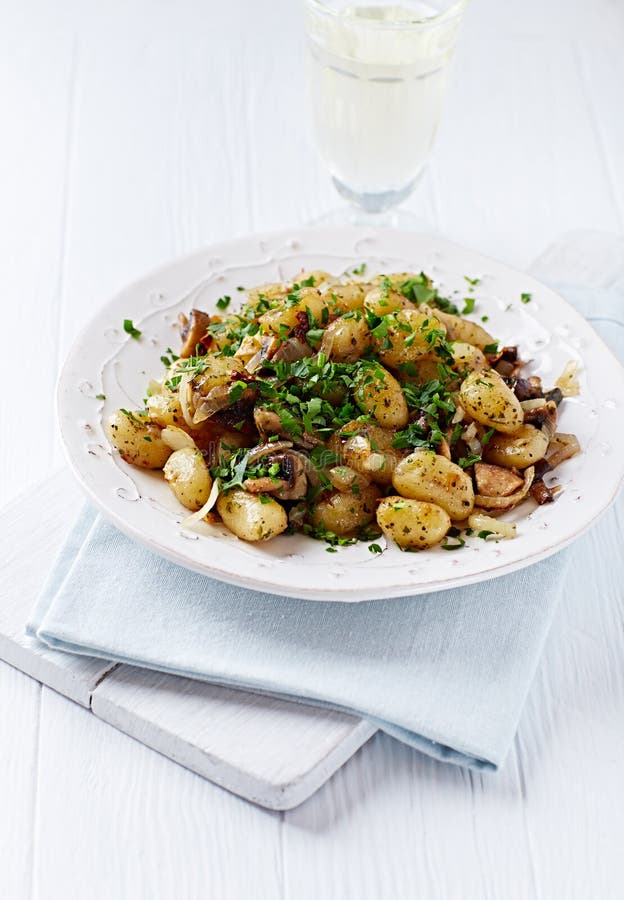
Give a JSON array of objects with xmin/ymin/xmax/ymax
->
[
  {"xmin": 32, "ymin": 687, "xmax": 284, "ymax": 900},
  {"xmin": 0, "ymin": 663, "xmax": 40, "ymax": 900},
  {"xmin": 0, "ymin": 473, "xmax": 116, "ymax": 706}
]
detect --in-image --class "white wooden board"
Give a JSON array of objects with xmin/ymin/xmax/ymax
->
[
  {"xmin": 92, "ymin": 667, "xmax": 374, "ymax": 809},
  {"xmin": 0, "ymin": 469, "xmax": 374, "ymax": 809}
]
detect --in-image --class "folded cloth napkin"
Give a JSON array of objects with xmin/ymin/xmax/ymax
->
[{"xmin": 29, "ymin": 283, "xmax": 623, "ymax": 771}]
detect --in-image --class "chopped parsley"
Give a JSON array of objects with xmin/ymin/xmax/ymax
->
[
  {"xmin": 368, "ymin": 543, "xmax": 383, "ymax": 554},
  {"xmin": 441, "ymin": 535, "xmax": 466, "ymax": 550},
  {"xmin": 216, "ymin": 295, "xmax": 232, "ymax": 310},
  {"xmin": 398, "ymin": 273, "xmax": 459, "ymax": 315},
  {"xmin": 123, "ymin": 319, "xmax": 142, "ymax": 339},
  {"xmin": 441, "ymin": 528, "xmax": 466, "ymax": 550},
  {"xmin": 164, "ymin": 355, "xmax": 209, "ymax": 391},
  {"xmin": 95, "ymin": 393, "xmax": 106, "ymax": 400},
  {"xmin": 457, "ymin": 452, "xmax": 481, "ymax": 468},
  {"xmin": 521, "ymin": 292, "xmax": 532, "ymax": 304},
  {"xmin": 483, "ymin": 342, "xmax": 499, "ymax": 354},
  {"xmin": 461, "ymin": 296, "xmax": 476, "ymax": 315}
]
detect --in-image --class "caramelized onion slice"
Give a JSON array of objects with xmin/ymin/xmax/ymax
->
[
  {"xmin": 178, "ymin": 373, "xmax": 195, "ymax": 428},
  {"xmin": 468, "ymin": 512, "xmax": 517, "ymax": 540},
  {"xmin": 161, "ymin": 426, "xmax": 197, "ymax": 451},
  {"xmin": 555, "ymin": 360, "xmax": 580, "ymax": 397},
  {"xmin": 546, "ymin": 433, "xmax": 581, "ymax": 470},
  {"xmin": 246, "ymin": 441, "xmax": 293, "ymax": 464},
  {"xmin": 181, "ymin": 478, "xmax": 221, "ymax": 529}
]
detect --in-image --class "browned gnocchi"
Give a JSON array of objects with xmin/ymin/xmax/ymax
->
[{"xmin": 105, "ymin": 268, "xmax": 579, "ymax": 552}]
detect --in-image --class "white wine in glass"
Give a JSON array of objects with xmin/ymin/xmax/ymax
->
[{"xmin": 305, "ymin": 0, "xmax": 469, "ymax": 215}]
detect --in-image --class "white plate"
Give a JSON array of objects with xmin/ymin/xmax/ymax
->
[{"xmin": 57, "ymin": 226, "xmax": 624, "ymax": 601}]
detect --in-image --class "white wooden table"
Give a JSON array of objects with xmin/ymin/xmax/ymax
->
[{"xmin": 1, "ymin": 0, "xmax": 623, "ymax": 896}]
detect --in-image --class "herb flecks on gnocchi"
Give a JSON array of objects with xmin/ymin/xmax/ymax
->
[{"xmin": 105, "ymin": 270, "xmax": 580, "ymax": 551}]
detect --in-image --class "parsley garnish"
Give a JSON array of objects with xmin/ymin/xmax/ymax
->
[
  {"xmin": 398, "ymin": 273, "xmax": 459, "ymax": 315},
  {"xmin": 123, "ymin": 319, "xmax": 142, "ymax": 339},
  {"xmin": 368, "ymin": 543, "xmax": 383, "ymax": 554},
  {"xmin": 228, "ymin": 380, "xmax": 248, "ymax": 404},
  {"xmin": 302, "ymin": 524, "xmax": 357, "ymax": 548},
  {"xmin": 464, "ymin": 276, "xmax": 481, "ymax": 287},
  {"xmin": 483, "ymin": 342, "xmax": 499, "ymax": 354},
  {"xmin": 119, "ymin": 409, "xmax": 144, "ymax": 424},
  {"xmin": 441, "ymin": 528, "xmax": 466, "ymax": 550},
  {"xmin": 521, "ymin": 292, "xmax": 532, "ymax": 304},
  {"xmin": 95, "ymin": 393, "xmax": 106, "ymax": 400},
  {"xmin": 164, "ymin": 355, "xmax": 209, "ymax": 391},
  {"xmin": 461, "ymin": 297, "xmax": 476, "ymax": 315},
  {"xmin": 457, "ymin": 453, "xmax": 481, "ymax": 468},
  {"xmin": 216, "ymin": 295, "xmax": 231, "ymax": 310}
]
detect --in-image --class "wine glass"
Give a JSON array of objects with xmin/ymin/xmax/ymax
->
[{"xmin": 305, "ymin": 0, "xmax": 469, "ymax": 224}]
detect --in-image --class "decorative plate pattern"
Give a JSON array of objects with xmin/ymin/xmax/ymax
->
[{"xmin": 57, "ymin": 227, "xmax": 624, "ymax": 601}]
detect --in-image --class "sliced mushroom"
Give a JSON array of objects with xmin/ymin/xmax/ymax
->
[
  {"xmin": 544, "ymin": 387, "xmax": 563, "ymax": 406},
  {"xmin": 244, "ymin": 476, "xmax": 289, "ymax": 494},
  {"xmin": 178, "ymin": 309, "xmax": 211, "ymax": 358},
  {"xmin": 273, "ymin": 451, "xmax": 308, "ymax": 500},
  {"xmin": 254, "ymin": 407, "xmax": 283, "ymax": 439},
  {"xmin": 244, "ymin": 450, "xmax": 307, "ymax": 500},
  {"xmin": 492, "ymin": 346, "xmax": 524, "ymax": 378},
  {"xmin": 522, "ymin": 399, "xmax": 558, "ymax": 439},
  {"xmin": 474, "ymin": 463, "xmax": 524, "ymax": 497},
  {"xmin": 253, "ymin": 406, "xmax": 321, "ymax": 450},
  {"xmin": 192, "ymin": 383, "xmax": 256, "ymax": 426},
  {"xmin": 530, "ymin": 480, "xmax": 554, "ymax": 504},
  {"xmin": 475, "ymin": 466, "xmax": 535, "ymax": 512},
  {"xmin": 512, "ymin": 376, "xmax": 544, "ymax": 402},
  {"xmin": 192, "ymin": 384, "xmax": 233, "ymax": 424}
]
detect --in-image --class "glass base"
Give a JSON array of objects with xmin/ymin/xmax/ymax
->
[
  {"xmin": 332, "ymin": 175, "xmax": 418, "ymax": 214},
  {"xmin": 310, "ymin": 204, "xmax": 435, "ymax": 232}
]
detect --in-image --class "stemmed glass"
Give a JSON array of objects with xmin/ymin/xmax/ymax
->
[{"xmin": 305, "ymin": 0, "xmax": 469, "ymax": 224}]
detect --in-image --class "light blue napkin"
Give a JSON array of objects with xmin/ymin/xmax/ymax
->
[{"xmin": 29, "ymin": 285, "xmax": 623, "ymax": 772}]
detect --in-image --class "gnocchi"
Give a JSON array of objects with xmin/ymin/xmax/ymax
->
[
  {"xmin": 459, "ymin": 369, "xmax": 523, "ymax": 434},
  {"xmin": 376, "ymin": 498, "xmax": 451, "ymax": 550},
  {"xmin": 353, "ymin": 362, "xmax": 409, "ymax": 428},
  {"xmin": 105, "ymin": 410, "xmax": 172, "ymax": 469},
  {"xmin": 392, "ymin": 450, "xmax": 475, "ymax": 519},
  {"xmin": 216, "ymin": 489, "xmax": 288, "ymax": 542},
  {"xmin": 311, "ymin": 484, "xmax": 381, "ymax": 536},
  {"xmin": 105, "ymin": 268, "xmax": 579, "ymax": 551},
  {"xmin": 164, "ymin": 448, "xmax": 213, "ymax": 511}
]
